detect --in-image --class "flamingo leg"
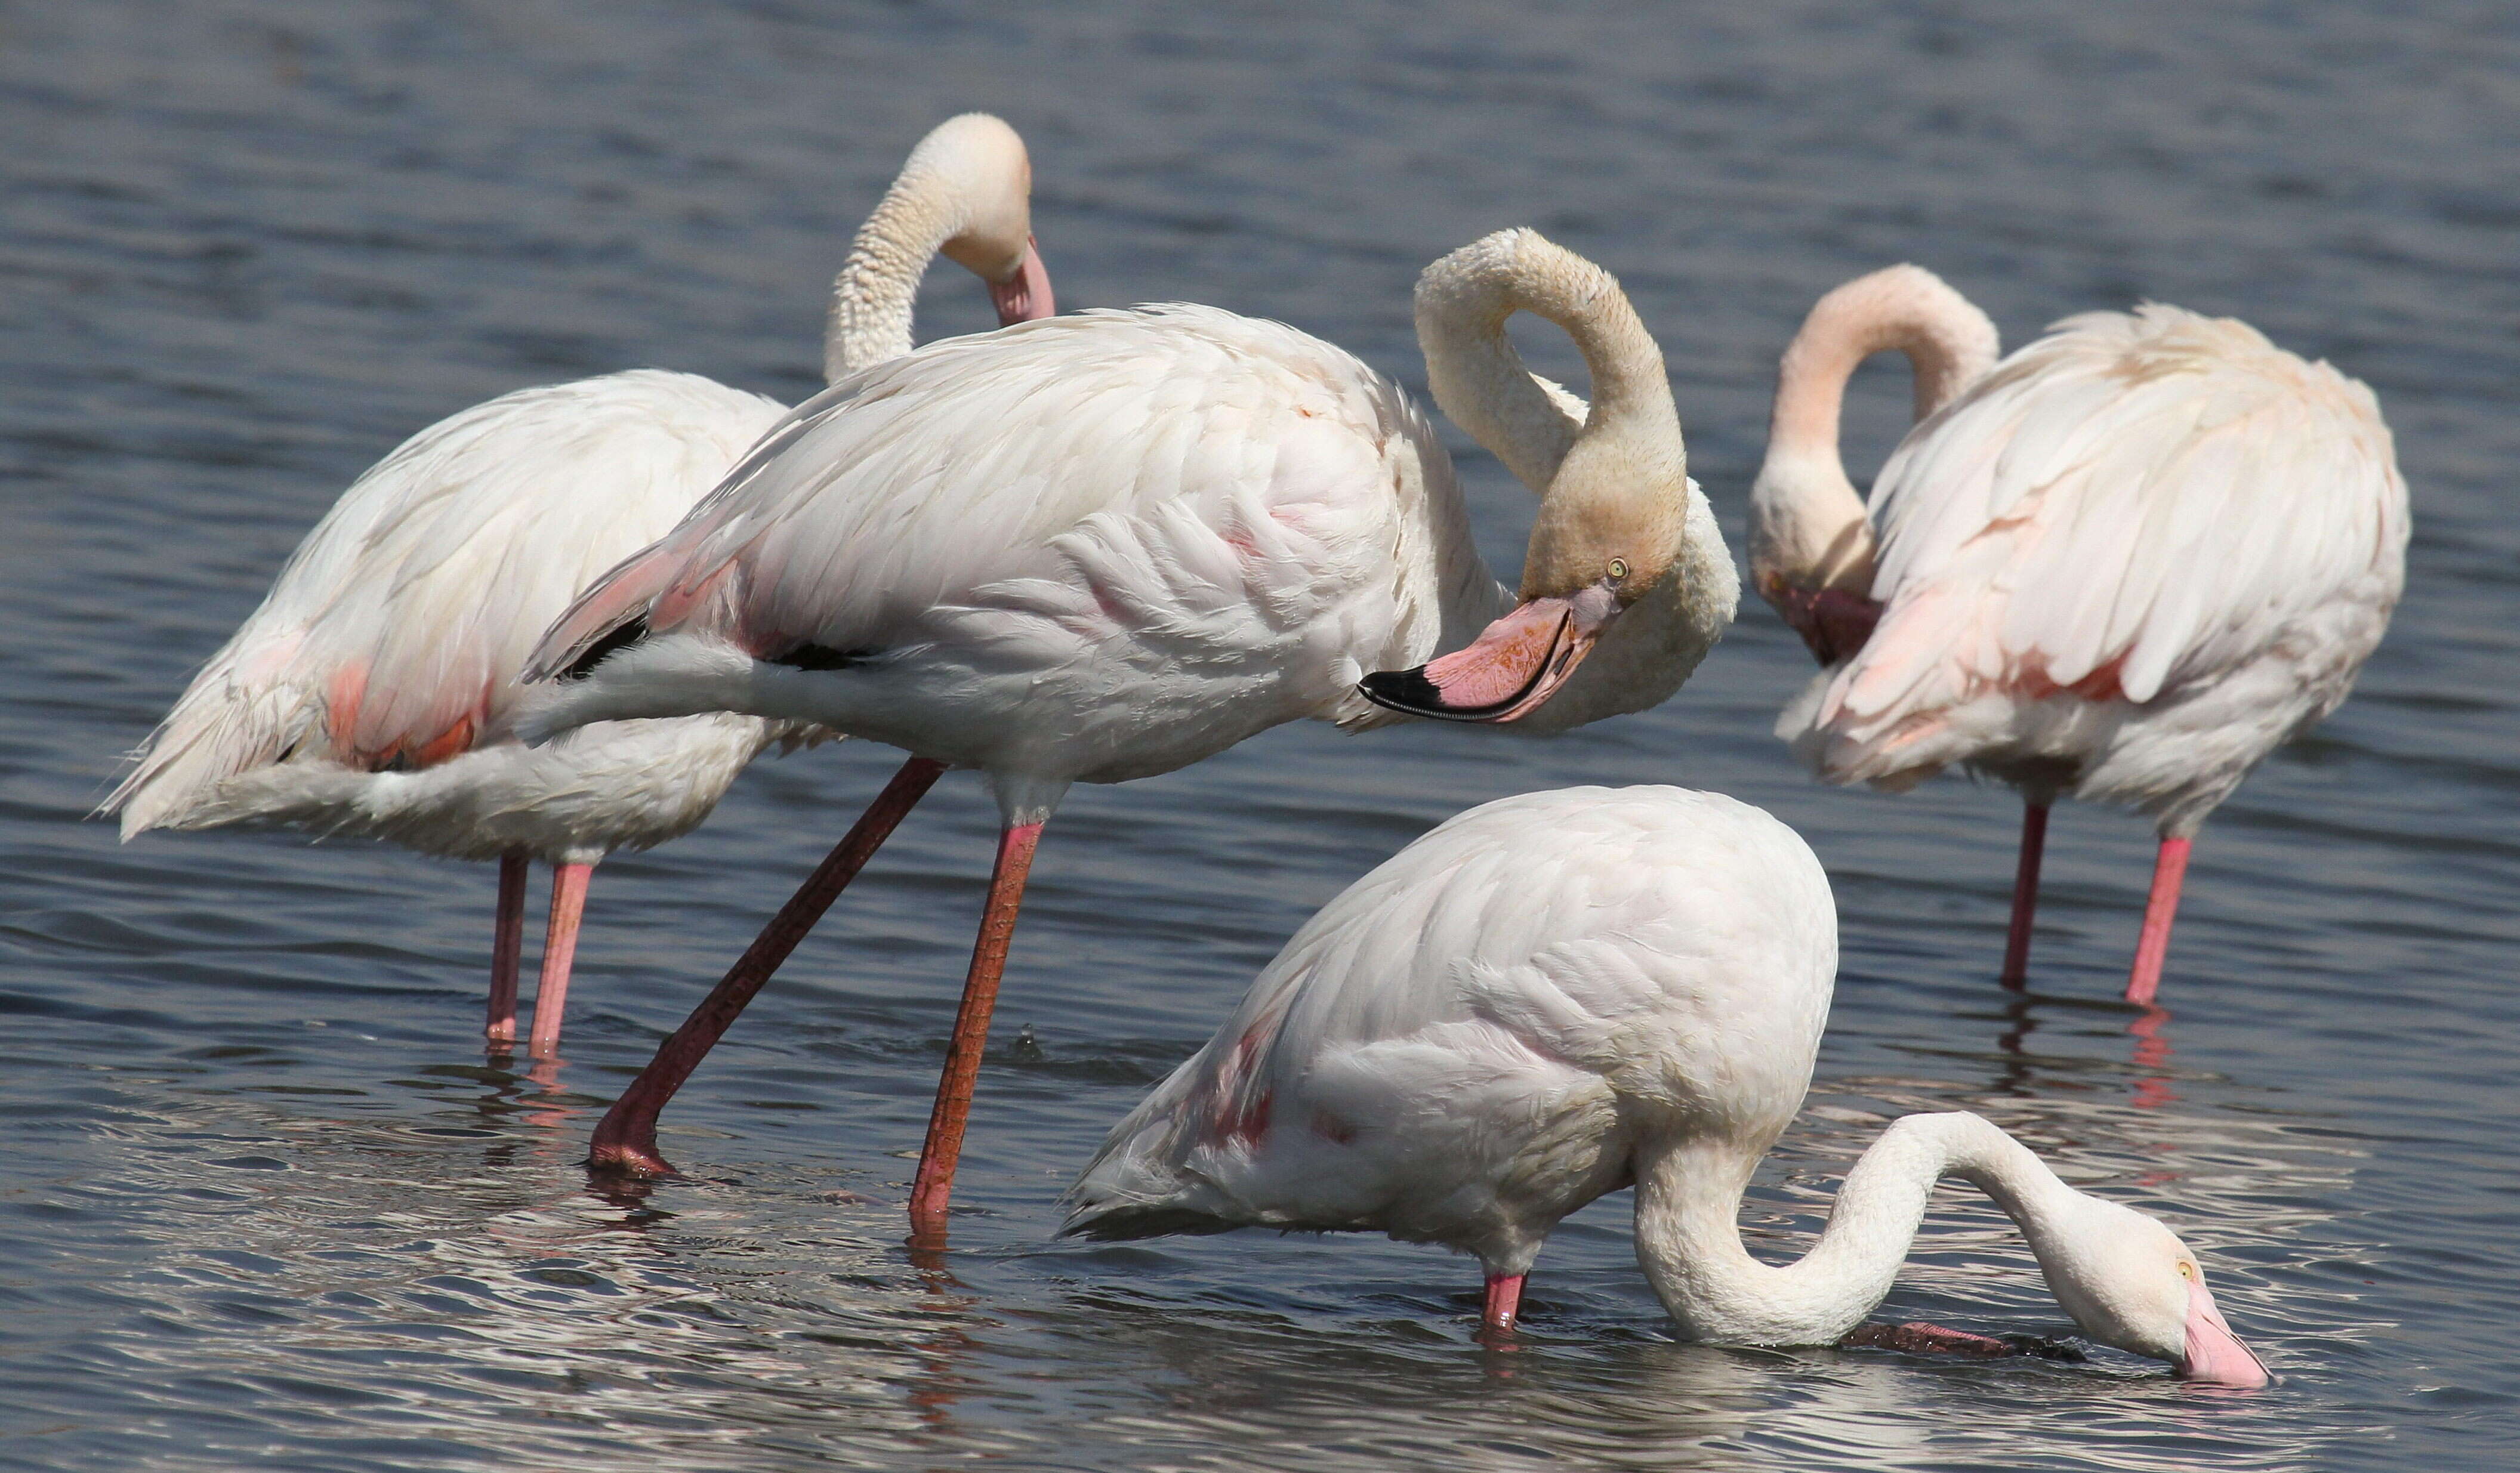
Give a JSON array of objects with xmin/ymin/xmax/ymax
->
[
  {"xmin": 487, "ymin": 850, "xmax": 529, "ymax": 1046},
  {"xmin": 907, "ymin": 819, "xmax": 1045, "ymax": 1240},
  {"xmin": 2124, "ymin": 836, "xmax": 2192, "ymax": 1006},
  {"xmin": 1482, "ymin": 1273, "xmax": 1526, "ymax": 1333},
  {"xmin": 528, "ymin": 861, "xmax": 594, "ymax": 1057},
  {"xmin": 1843, "ymin": 1321, "xmax": 2037, "ymax": 1358},
  {"xmin": 587, "ymin": 756, "xmax": 948, "ymax": 1177},
  {"xmin": 1998, "ymin": 802, "xmax": 2050, "ymax": 989}
]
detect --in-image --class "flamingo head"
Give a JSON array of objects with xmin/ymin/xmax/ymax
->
[
  {"xmin": 919, "ymin": 113, "xmax": 1055, "ymax": 326},
  {"xmin": 2030, "ymin": 1196, "xmax": 2271, "ymax": 1388},
  {"xmin": 1361, "ymin": 421, "xmax": 1686, "ymax": 724}
]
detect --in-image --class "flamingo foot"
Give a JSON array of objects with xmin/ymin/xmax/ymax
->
[{"xmin": 587, "ymin": 1125, "xmax": 677, "ymax": 1179}]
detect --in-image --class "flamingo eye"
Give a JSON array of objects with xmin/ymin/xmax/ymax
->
[
  {"xmin": 1608, "ymin": 558, "xmax": 1629, "ymax": 582},
  {"xmin": 2176, "ymin": 1261, "xmax": 2197, "ymax": 1281}
]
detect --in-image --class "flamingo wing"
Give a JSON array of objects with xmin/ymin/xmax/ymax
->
[{"xmin": 1811, "ymin": 305, "xmax": 2408, "ymax": 779}]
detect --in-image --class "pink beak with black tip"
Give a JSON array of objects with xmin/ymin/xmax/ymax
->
[
  {"xmin": 2179, "ymin": 1279, "xmax": 2271, "ymax": 1388},
  {"xmin": 989, "ymin": 236, "xmax": 1055, "ymax": 326},
  {"xmin": 1361, "ymin": 585, "xmax": 1621, "ymax": 722}
]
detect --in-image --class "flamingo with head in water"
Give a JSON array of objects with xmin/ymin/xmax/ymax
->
[
  {"xmin": 1063, "ymin": 785, "xmax": 2270, "ymax": 1386},
  {"xmin": 519, "ymin": 228, "xmax": 1738, "ymax": 1233},
  {"xmin": 104, "ymin": 114, "xmax": 1054, "ymax": 1055},
  {"xmin": 1748, "ymin": 267, "xmax": 2408, "ymax": 1003}
]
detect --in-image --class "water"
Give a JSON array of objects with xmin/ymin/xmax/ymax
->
[{"xmin": 2, "ymin": 2, "xmax": 2513, "ymax": 1468}]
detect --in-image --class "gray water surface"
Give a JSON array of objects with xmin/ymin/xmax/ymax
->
[{"xmin": 4, "ymin": 4, "xmax": 2515, "ymax": 1469}]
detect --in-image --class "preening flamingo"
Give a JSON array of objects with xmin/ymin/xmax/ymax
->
[
  {"xmin": 519, "ymin": 228, "xmax": 1737, "ymax": 1232},
  {"xmin": 1064, "ymin": 786, "xmax": 2269, "ymax": 1386},
  {"xmin": 1751, "ymin": 267, "xmax": 2408, "ymax": 1002},
  {"xmin": 104, "ymin": 114, "xmax": 1054, "ymax": 1054}
]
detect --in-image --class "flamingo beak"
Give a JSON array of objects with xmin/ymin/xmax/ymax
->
[
  {"xmin": 990, "ymin": 236, "xmax": 1055, "ymax": 326},
  {"xmin": 2178, "ymin": 1280, "xmax": 2271, "ymax": 1388},
  {"xmin": 1359, "ymin": 585, "xmax": 1619, "ymax": 723}
]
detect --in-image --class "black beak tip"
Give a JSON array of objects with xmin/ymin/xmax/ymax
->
[{"xmin": 1358, "ymin": 665, "xmax": 1449, "ymax": 717}]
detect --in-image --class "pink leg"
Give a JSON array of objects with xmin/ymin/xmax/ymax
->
[
  {"xmin": 486, "ymin": 850, "xmax": 528, "ymax": 1046},
  {"xmin": 1482, "ymin": 1273, "xmax": 1526, "ymax": 1333},
  {"xmin": 908, "ymin": 820, "xmax": 1045, "ymax": 1242},
  {"xmin": 2125, "ymin": 836, "xmax": 2192, "ymax": 1006},
  {"xmin": 588, "ymin": 757, "xmax": 946, "ymax": 1177},
  {"xmin": 528, "ymin": 862, "xmax": 594, "ymax": 1057},
  {"xmin": 1998, "ymin": 802, "xmax": 2049, "ymax": 989}
]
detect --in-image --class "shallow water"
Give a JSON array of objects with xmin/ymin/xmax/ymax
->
[{"xmin": 4, "ymin": 2, "xmax": 2516, "ymax": 1468}]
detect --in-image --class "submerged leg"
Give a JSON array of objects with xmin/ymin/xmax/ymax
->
[
  {"xmin": 2124, "ymin": 836, "xmax": 2193, "ymax": 1007},
  {"xmin": 1998, "ymin": 802, "xmax": 2050, "ymax": 989},
  {"xmin": 1482, "ymin": 1273, "xmax": 1526, "ymax": 1334},
  {"xmin": 528, "ymin": 862, "xmax": 594, "ymax": 1057},
  {"xmin": 907, "ymin": 819, "xmax": 1045, "ymax": 1240},
  {"xmin": 1843, "ymin": 1321, "xmax": 2053, "ymax": 1358},
  {"xmin": 587, "ymin": 756, "xmax": 948, "ymax": 1176},
  {"xmin": 487, "ymin": 850, "xmax": 529, "ymax": 1046}
]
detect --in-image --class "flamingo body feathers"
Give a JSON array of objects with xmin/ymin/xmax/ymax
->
[
  {"xmin": 1788, "ymin": 304, "xmax": 2408, "ymax": 833},
  {"xmin": 108, "ymin": 370, "xmax": 788, "ymax": 861},
  {"xmin": 526, "ymin": 306, "xmax": 1522, "ymax": 817},
  {"xmin": 1063, "ymin": 786, "xmax": 1835, "ymax": 1277}
]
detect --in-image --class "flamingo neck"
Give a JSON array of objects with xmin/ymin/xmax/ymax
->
[
  {"xmin": 825, "ymin": 117, "xmax": 1034, "ymax": 381},
  {"xmin": 1412, "ymin": 228, "xmax": 1674, "ymax": 498},
  {"xmin": 1631, "ymin": 1111, "xmax": 2081, "ymax": 1345},
  {"xmin": 1749, "ymin": 266, "xmax": 1999, "ymax": 598},
  {"xmin": 1413, "ymin": 228, "xmax": 1694, "ymax": 604}
]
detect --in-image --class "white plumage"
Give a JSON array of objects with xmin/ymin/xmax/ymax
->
[
  {"xmin": 109, "ymin": 371, "xmax": 786, "ymax": 859},
  {"xmin": 518, "ymin": 229, "xmax": 1738, "ymax": 1227},
  {"xmin": 1065, "ymin": 787, "xmax": 1833, "ymax": 1279},
  {"xmin": 529, "ymin": 305, "xmax": 1498, "ymax": 811},
  {"xmin": 1063, "ymin": 786, "xmax": 2271, "ymax": 1387},
  {"xmin": 1757, "ymin": 280, "xmax": 2408, "ymax": 1000},
  {"xmin": 104, "ymin": 113, "xmax": 1054, "ymax": 1052},
  {"xmin": 1800, "ymin": 305, "xmax": 2407, "ymax": 821}
]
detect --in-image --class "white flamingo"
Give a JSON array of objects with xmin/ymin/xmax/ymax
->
[
  {"xmin": 1750, "ymin": 267, "xmax": 2408, "ymax": 1002},
  {"xmin": 517, "ymin": 228, "xmax": 1738, "ymax": 1231},
  {"xmin": 104, "ymin": 114, "xmax": 1054, "ymax": 1055},
  {"xmin": 1064, "ymin": 785, "xmax": 2270, "ymax": 1386}
]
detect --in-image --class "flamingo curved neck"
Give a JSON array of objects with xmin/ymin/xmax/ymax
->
[
  {"xmin": 1412, "ymin": 228, "xmax": 1699, "ymax": 616},
  {"xmin": 1412, "ymin": 231, "xmax": 1675, "ymax": 496},
  {"xmin": 1750, "ymin": 268, "xmax": 1999, "ymax": 596},
  {"xmin": 1631, "ymin": 1111, "xmax": 2080, "ymax": 1346},
  {"xmin": 826, "ymin": 121, "xmax": 1032, "ymax": 381}
]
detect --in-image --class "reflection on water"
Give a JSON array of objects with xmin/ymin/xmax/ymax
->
[
  {"xmin": 2, "ymin": 1005, "xmax": 2380, "ymax": 1471},
  {"xmin": 4, "ymin": 0, "xmax": 2516, "ymax": 1468}
]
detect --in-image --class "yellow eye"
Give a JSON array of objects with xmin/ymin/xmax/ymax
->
[
  {"xmin": 2177, "ymin": 1261, "xmax": 2197, "ymax": 1280},
  {"xmin": 1608, "ymin": 558, "xmax": 1629, "ymax": 581}
]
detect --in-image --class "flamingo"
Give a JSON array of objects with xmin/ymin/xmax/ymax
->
[
  {"xmin": 1063, "ymin": 785, "xmax": 2270, "ymax": 1386},
  {"xmin": 1749, "ymin": 267, "xmax": 2408, "ymax": 1002},
  {"xmin": 103, "ymin": 114, "xmax": 1055, "ymax": 1054},
  {"xmin": 517, "ymin": 228, "xmax": 1738, "ymax": 1233}
]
